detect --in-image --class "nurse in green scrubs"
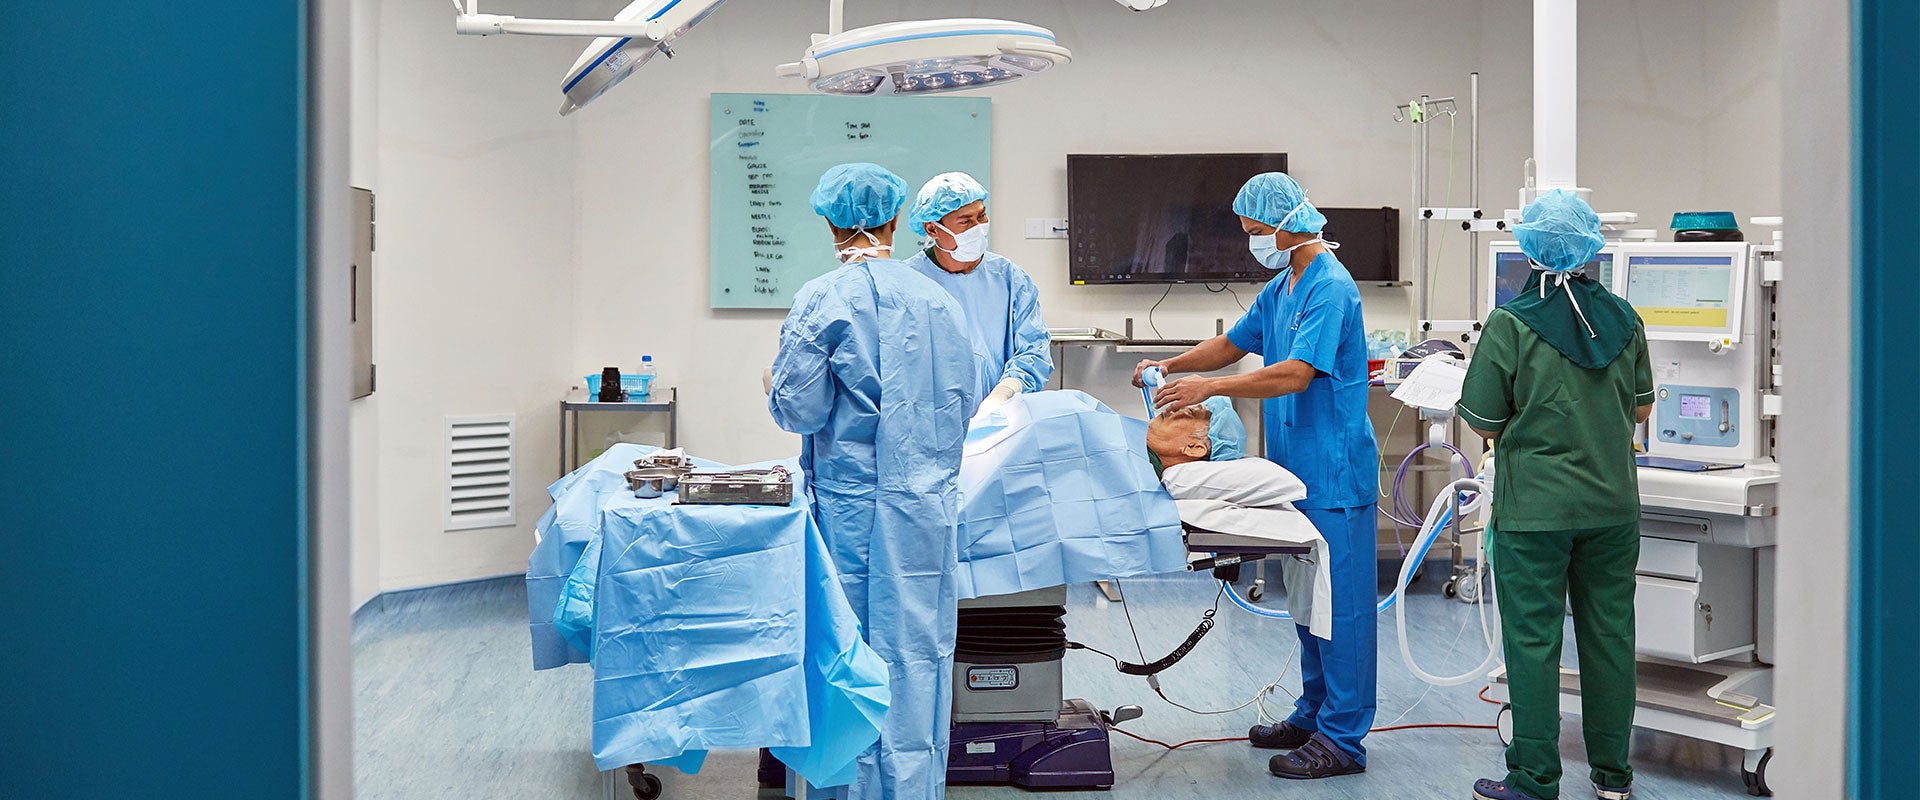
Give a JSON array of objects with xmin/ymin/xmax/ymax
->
[{"xmin": 1457, "ymin": 190, "xmax": 1653, "ymax": 800}]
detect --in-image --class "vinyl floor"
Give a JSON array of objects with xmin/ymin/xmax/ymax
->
[{"xmin": 353, "ymin": 567, "xmax": 1754, "ymax": 800}]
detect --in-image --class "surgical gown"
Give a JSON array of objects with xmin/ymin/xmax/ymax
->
[
  {"xmin": 903, "ymin": 249, "xmax": 1052, "ymax": 402},
  {"xmin": 769, "ymin": 257, "xmax": 978, "ymax": 800},
  {"xmin": 1225, "ymin": 251, "xmax": 1381, "ymax": 763}
]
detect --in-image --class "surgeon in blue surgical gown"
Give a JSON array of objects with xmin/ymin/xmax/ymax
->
[
  {"xmin": 903, "ymin": 172, "xmax": 1052, "ymax": 415},
  {"xmin": 768, "ymin": 162, "xmax": 979, "ymax": 800}
]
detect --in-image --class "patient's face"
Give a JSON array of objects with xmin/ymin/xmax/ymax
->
[{"xmin": 1147, "ymin": 406, "xmax": 1212, "ymax": 466}]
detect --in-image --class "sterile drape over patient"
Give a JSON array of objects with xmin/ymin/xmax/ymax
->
[{"xmin": 955, "ymin": 390, "xmax": 1187, "ymax": 598}]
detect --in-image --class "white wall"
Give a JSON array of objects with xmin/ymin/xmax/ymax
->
[
  {"xmin": 356, "ymin": 0, "xmax": 594, "ymax": 591},
  {"xmin": 352, "ymin": 0, "xmax": 1781, "ymax": 591},
  {"xmin": 568, "ymin": 0, "xmax": 1781, "ymax": 466}
]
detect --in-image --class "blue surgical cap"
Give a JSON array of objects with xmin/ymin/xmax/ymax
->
[
  {"xmin": 1513, "ymin": 189, "xmax": 1606, "ymax": 272},
  {"xmin": 810, "ymin": 163, "xmax": 910, "ymax": 229},
  {"xmin": 1202, "ymin": 396, "xmax": 1246, "ymax": 461},
  {"xmin": 909, "ymin": 172, "xmax": 990, "ymax": 228},
  {"xmin": 1233, "ymin": 172, "xmax": 1327, "ymax": 234}
]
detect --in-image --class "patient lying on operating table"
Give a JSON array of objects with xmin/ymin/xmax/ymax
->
[{"xmin": 1147, "ymin": 396, "xmax": 1333, "ymax": 639}]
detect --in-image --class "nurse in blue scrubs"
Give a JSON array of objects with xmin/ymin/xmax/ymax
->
[{"xmin": 1134, "ymin": 172, "xmax": 1380, "ymax": 780}]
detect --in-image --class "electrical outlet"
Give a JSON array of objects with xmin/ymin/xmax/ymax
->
[{"xmin": 1025, "ymin": 218, "xmax": 1068, "ymax": 239}]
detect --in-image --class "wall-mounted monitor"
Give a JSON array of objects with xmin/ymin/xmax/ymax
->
[
  {"xmin": 1068, "ymin": 153, "xmax": 1287, "ymax": 285},
  {"xmin": 1319, "ymin": 206, "xmax": 1400, "ymax": 283}
]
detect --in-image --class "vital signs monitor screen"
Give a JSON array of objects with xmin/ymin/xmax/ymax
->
[
  {"xmin": 1492, "ymin": 251, "xmax": 1615, "ymax": 307},
  {"xmin": 1625, "ymin": 254, "xmax": 1737, "ymax": 335}
]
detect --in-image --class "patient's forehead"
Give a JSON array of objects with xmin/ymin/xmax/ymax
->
[{"xmin": 1148, "ymin": 409, "xmax": 1209, "ymax": 438}]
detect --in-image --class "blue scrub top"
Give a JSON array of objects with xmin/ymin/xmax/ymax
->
[{"xmin": 1226, "ymin": 252, "xmax": 1380, "ymax": 510}]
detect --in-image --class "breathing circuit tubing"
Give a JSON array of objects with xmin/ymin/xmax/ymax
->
[
  {"xmin": 1138, "ymin": 377, "xmax": 1500, "ymax": 686},
  {"xmin": 1217, "ymin": 456, "xmax": 1502, "ymax": 687},
  {"xmin": 1221, "ymin": 437, "xmax": 1475, "ymax": 618}
]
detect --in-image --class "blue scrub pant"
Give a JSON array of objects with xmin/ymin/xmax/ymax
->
[{"xmin": 1286, "ymin": 505, "xmax": 1379, "ymax": 763}]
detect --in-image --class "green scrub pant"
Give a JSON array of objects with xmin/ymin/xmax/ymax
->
[{"xmin": 1491, "ymin": 522, "xmax": 1639, "ymax": 799}]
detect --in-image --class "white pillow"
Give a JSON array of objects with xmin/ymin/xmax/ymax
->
[{"xmin": 1161, "ymin": 457, "xmax": 1308, "ymax": 508}]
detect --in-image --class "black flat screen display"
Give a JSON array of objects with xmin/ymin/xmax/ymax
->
[
  {"xmin": 1317, "ymin": 207, "xmax": 1401, "ymax": 283},
  {"xmin": 1068, "ymin": 153, "xmax": 1288, "ymax": 284}
]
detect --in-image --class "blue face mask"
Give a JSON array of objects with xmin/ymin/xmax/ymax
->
[
  {"xmin": 1248, "ymin": 233, "xmax": 1285, "ymax": 270},
  {"xmin": 1248, "ymin": 196, "xmax": 1338, "ymax": 270},
  {"xmin": 1247, "ymin": 232, "xmax": 1328, "ymax": 271}
]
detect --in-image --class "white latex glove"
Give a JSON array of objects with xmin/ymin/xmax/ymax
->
[
  {"xmin": 762, "ymin": 366, "xmax": 774, "ymax": 396},
  {"xmin": 974, "ymin": 377, "xmax": 1024, "ymax": 417}
]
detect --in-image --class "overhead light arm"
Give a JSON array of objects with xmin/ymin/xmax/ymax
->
[
  {"xmin": 829, "ymin": 0, "xmax": 845, "ymax": 36},
  {"xmin": 454, "ymin": 0, "xmax": 665, "ymax": 38}
]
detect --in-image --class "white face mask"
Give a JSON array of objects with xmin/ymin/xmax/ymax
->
[
  {"xmin": 834, "ymin": 229, "xmax": 892, "ymax": 262},
  {"xmin": 933, "ymin": 221, "xmax": 990, "ymax": 263},
  {"xmin": 1246, "ymin": 197, "xmax": 1338, "ymax": 269},
  {"xmin": 1247, "ymin": 233, "xmax": 1331, "ymax": 270}
]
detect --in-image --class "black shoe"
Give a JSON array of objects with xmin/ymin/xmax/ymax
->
[
  {"xmin": 1248, "ymin": 721, "xmax": 1315, "ymax": 750},
  {"xmin": 1267, "ymin": 732, "xmax": 1366, "ymax": 780}
]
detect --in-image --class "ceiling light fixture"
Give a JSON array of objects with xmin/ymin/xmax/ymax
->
[{"xmin": 776, "ymin": 1, "xmax": 1071, "ymax": 97}]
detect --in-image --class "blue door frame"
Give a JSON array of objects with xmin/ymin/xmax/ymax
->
[
  {"xmin": 0, "ymin": 3, "xmax": 312, "ymax": 798},
  {"xmin": 1853, "ymin": 0, "xmax": 1920, "ymax": 797}
]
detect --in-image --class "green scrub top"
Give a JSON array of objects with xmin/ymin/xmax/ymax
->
[{"xmin": 1457, "ymin": 306, "xmax": 1653, "ymax": 531}]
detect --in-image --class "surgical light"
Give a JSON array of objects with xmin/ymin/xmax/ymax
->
[
  {"xmin": 452, "ymin": 0, "xmax": 727, "ymax": 116},
  {"xmin": 776, "ymin": 18, "xmax": 1072, "ymax": 97}
]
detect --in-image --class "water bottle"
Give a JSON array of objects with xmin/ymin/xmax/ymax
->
[
  {"xmin": 635, "ymin": 355, "xmax": 657, "ymax": 401},
  {"xmin": 1140, "ymin": 366, "xmax": 1165, "ymax": 419}
]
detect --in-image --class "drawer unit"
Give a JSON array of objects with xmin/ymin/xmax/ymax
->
[{"xmin": 1633, "ymin": 536, "xmax": 1757, "ymax": 663}]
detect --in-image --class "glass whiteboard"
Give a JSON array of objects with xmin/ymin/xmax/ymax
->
[{"xmin": 709, "ymin": 93, "xmax": 992, "ymax": 308}]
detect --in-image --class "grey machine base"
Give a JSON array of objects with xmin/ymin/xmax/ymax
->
[{"xmin": 1486, "ymin": 657, "xmax": 1776, "ymax": 794}]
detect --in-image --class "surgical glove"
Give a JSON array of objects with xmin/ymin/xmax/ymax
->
[
  {"xmin": 762, "ymin": 366, "xmax": 774, "ymax": 396},
  {"xmin": 975, "ymin": 377, "xmax": 1023, "ymax": 416}
]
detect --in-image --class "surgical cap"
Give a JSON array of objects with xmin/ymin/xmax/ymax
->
[
  {"xmin": 1232, "ymin": 172, "xmax": 1327, "ymax": 234},
  {"xmin": 1202, "ymin": 396, "xmax": 1246, "ymax": 461},
  {"xmin": 1513, "ymin": 189, "xmax": 1606, "ymax": 272},
  {"xmin": 908, "ymin": 172, "xmax": 990, "ymax": 228},
  {"xmin": 810, "ymin": 163, "xmax": 910, "ymax": 230}
]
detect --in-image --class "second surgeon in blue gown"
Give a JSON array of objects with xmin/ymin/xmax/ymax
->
[
  {"xmin": 1134, "ymin": 172, "xmax": 1381, "ymax": 781},
  {"xmin": 769, "ymin": 163, "xmax": 979, "ymax": 800},
  {"xmin": 902, "ymin": 172, "xmax": 1052, "ymax": 415}
]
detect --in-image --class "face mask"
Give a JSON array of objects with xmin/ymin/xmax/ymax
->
[
  {"xmin": 1247, "ymin": 233, "xmax": 1329, "ymax": 270},
  {"xmin": 834, "ymin": 229, "xmax": 892, "ymax": 262},
  {"xmin": 1247, "ymin": 196, "xmax": 1340, "ymax": 269},
  {"xmin": 934, "ymin": 221, "xmax": 990, "ymax": 262}
]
